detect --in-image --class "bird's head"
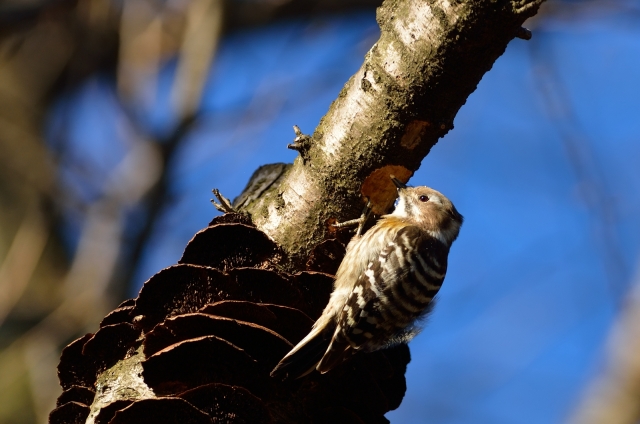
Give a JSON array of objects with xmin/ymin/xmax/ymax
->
[{"xmin": 390, "ymin": 176, "xmax": 463, "ymax": 246}]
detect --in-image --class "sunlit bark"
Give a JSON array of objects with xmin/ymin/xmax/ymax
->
[{"xmin": 244, "ymin": 0, "xmax": 545, "ymax": 263}]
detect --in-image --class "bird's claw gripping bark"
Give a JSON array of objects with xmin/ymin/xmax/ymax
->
[{"xmin": 332, "ymin": 199, "xmax": 373, "ymax": 236}]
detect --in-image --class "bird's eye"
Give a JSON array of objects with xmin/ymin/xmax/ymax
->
[{"xmin": 419, "ymin": 195, "xmax": 429, "ymax": 202}]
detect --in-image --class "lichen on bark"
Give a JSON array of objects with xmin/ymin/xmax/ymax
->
[
  {"xmin": 86, "ymin": 346, "xmax": 154, "ymax": 424},
  {"xmin": 243, "ymin": 0, "xmax": 544, "ymax": 262}
]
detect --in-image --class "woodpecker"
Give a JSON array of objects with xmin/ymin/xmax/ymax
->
[{"xmin": 270, "ymin": 176, "xmax": 463, "ymax": 380}]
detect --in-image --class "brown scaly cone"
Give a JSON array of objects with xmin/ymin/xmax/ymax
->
[{"xmin": 50, "ymin": 212, "xmax": 410, "ymax": 424}]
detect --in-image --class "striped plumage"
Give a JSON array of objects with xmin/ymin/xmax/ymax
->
[{"xmin": 271, "ymin": 178, "xmax": 463, "ymax": 380}]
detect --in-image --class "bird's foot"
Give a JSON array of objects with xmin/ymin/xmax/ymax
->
[{"xmin": 332, "ymin": 199, "xmax": 373, "ymax": 236}]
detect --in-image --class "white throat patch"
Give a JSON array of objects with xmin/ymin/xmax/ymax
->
[{"xmin": 392, "ymin": 195, "xmax": 410, "ymax": 218}]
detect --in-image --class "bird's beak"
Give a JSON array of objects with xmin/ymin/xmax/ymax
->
[{"xmin": 390, "ymin": 175, "xmax": 407, "ymax": 190}]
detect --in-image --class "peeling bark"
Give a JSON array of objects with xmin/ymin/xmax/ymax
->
[{"xmin": 243, "ymin": 0, "xmax": 544, "ymax": 262}]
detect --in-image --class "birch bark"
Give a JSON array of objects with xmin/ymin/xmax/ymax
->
[{"xmin": 243, "ymin": 0, "xmax": 544, "ymax": 262}]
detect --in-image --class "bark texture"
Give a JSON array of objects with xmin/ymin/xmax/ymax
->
[
  {"xmin": 49, "ymin": 0, "xmax": 547, "ymax": 422},
  {"xmin": 244, "ymin": 0, "xmax": 544, "ymax": 262},
  {"xmin": 51, "ymin": 214, "xmax": 409, "ymax": 423}
]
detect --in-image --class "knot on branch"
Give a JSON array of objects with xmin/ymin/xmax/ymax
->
[{"xmin": 287, "ymin": 125, "xmax": 313, "ymax": 163}]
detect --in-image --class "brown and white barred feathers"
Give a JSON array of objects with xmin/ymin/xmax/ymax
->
[{"xmin": 270, "ymin": 177, "xmax": 463, "ymax": 380}]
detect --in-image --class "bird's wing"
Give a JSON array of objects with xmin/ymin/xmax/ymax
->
[{"xmin": 317, "ymin": 226, "xmax": 448, "ymax": 373}]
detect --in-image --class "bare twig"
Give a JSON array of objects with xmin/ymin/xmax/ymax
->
[{"xmin": 211, "ymin": 188, "xmax": 236, "ymax": 213}]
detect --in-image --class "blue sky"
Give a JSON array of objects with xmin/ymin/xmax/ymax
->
[{"xmin": 46, "ymin": 3, "xmax": 640, "ymax": 423}]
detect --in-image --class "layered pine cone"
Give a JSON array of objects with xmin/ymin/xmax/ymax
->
[{"xmin": 49, "ymin": 213, "xmax": 410, "ymax": 424}]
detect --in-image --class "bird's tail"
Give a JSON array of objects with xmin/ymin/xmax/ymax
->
[
  {"xmin": 316, "ymin": 332, "xmax": 354, "ymax": 374},
  {"xmin": 270, "ymin": 323, "xmax": 335, "ymax": 380}
]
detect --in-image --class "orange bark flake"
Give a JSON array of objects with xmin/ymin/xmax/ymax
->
[{"xmin": 361, "ymin": 165, "xmax": 412, "ymax": 215}]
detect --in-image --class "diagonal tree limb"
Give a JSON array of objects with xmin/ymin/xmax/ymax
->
[{"xmin": 242, "ymin": 0, "xmax": 545, "ymax": 263}]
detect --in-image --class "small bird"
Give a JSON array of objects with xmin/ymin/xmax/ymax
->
[{"xmin": 271, "ymin": 176, "xmax": 463, "ymax": 380}]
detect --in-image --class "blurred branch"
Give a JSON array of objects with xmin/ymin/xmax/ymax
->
[
  {"xmin": 529, "ymin": 26, "xmax": 628, "ymax": 301},
  {"xmin": 0, "ymin": 203, "xmax": 49, "ymax": 327},
  {"xmin": 1, "ymin": 0, "xmax": 382, "ymax": 35},
  {"xmin": 117, "ymin": 0, "xmax": 163, "ymax": 105},
  {"xmin": 116, "ymin": 114, "xmax": 197, "ymax": 299},
  {"xmin": 171, "ymin": 0, "xmax": 223, "ymax": 120},
  {"xmin": 530, "ymin": 0, "xmax": 640, "ymax": 25},
  {"xmin": 114, "ymin": 0, "xmax": 224, "ymax": 298},
  {"xmin": 0, "ymin": 139, "xmax": 161, "ymax": 421},
  {"xmin": 568, "ymin": 267, "xmax": 640, "ymax": 424}
]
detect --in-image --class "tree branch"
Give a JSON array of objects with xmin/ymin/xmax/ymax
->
[
  {"xmin": 48, "ymin": 1, "xmax": 548, "ymax": 421},
  {"xmin": 243, "ymin": 0, "xmax": 544, "ymax": 262}
]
